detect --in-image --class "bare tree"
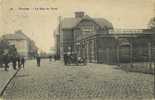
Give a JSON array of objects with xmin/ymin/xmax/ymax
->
[{"xmin": 148, "ymin": 17, "xmax": 155, "ymax": 29}]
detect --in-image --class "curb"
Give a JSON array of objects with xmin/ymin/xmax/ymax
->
[{"xmin": 0, "ymin": 68, "xmax": 21, "ymax": 97}]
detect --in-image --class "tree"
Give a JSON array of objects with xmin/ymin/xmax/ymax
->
[
  {"xmin": 0, "ymin": 40, "xmax": 9, "ymax": 55},
  {"xmin": 148, "ymin": 17, "xmax": 155, "ymax": 29},
  {"xmin": 0, "ymin": 40, "xmax": 17, "ymax": 64}
]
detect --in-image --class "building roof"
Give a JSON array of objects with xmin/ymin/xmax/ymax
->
[
  {"xmin": 109, "ymin": 29, "xmax": 144, "ymax": 34},
  {"xmin": 1, "ymin": 30, "xmax": 38, "ymax": 52},
  {"xmin": 2, "ymin": 31, "xmax": 29, "ymax": 40},
  {"xmin": 60, "ymin": 16, "xmax": 113, "ymax": 29},
  {"xmin": 61, "ymin": 18, "xmax": 81, "ymax": 29}
]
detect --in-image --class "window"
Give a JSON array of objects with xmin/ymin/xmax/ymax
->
[{"xmin": 81, "ymin": 25, "xmax": 95, "ymax": 34}]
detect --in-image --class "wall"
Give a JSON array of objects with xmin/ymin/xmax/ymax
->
[
  {"xmin": 62, "ymin": 29, "xmax": 74, "ymax": 53},
  {"xmin": 96, "ymin": 37, "xmax": 117, "ymax": 64}
]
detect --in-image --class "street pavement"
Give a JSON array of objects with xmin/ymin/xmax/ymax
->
[
  {"xmin": 1, "ymin": 59, "xmax": 155, "ymax": 100},
  {"xmin": 0, "ymin": 64, "xmax": 19, "ymax": 97}
]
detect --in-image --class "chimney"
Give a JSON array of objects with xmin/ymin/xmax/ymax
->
[{"xmin": 75, "ymin": 11, "xmax": 85, "ymax": 18}]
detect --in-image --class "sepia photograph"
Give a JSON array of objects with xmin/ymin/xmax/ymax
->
[{"xmin": 0, "ymin": 0, "xmax": 155, "ymax": 100}]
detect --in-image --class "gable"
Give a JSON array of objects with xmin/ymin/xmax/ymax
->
[
  {"xmin": 61, "ymin": 17, "xmax": 113, "ymax": 29},
  {"xmin": 75, "ymin": 19, "xmax": 101, "ymax": 29}
]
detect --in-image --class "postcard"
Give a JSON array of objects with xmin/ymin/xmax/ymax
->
[{"xmin": 0, "ymin": 0, "xmax": 155, "ymax": 100}]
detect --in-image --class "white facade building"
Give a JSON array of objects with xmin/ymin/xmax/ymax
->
[{"xmin": 1, "ymin": 30, "xmax": 38, "ymax": 58}]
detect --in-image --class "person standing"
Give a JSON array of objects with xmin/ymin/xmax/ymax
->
[
  {"xmin": 12, "ymin": 57, "xmax": 17, "ymax": 70},
  {"xmin": 21, "ymin": 57, "xmax": 25, "ymax": 68},
  {"xmin": 64, "ymin": 53, "xmax": 68, "ymax": 65},
  {"xmin": 3, "ymin": 55, "xmax": 9, "ymax": 71},
  {"xmin": 54, "ymin": 55, "xmax": 57, "ymax": 61},
  {"xmin": 17, "ymin": 56, "xmax": 21, "ymax": 68},
  {"xmin": 36, "ymin": 56, "xmax": 41, "ymax": 67}
]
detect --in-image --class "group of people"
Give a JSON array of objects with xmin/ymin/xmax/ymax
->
[
  {"xmin": 1, "ymin": 56, "xmax": 25, "ymax": 71},
  {"xmin": 1, "ymin": 54, "xmax": 59, "ymax": 71},
  {"xmin": 63, "ymin": 53, "xmax": 87, "ymax": 65},
  {"xmin": 48, "ymin": 55, "xmax": 57, "ymax": 61},
  {"xmin": 63, "ymin": 53, "xmax": 77, "ymax": 65},
  {"xmin": 12, "ymin": 56, "xmax": 25, "ymax": 70}
]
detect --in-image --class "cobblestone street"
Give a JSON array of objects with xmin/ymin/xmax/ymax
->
[{"xmin": 2, "ymin": 59, "xmax": 154, "ymax": 100}]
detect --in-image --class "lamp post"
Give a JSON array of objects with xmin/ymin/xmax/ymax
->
[
  {"xmin": 75, "ymin": 42, "xmax": 80, "ymax": 56},
  {"xmin": 115, "ymin": 36, "xmax": 120, "ymax": 66}
]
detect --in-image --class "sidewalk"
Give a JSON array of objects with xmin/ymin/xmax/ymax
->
[{"xmin": 0, "ymin": 66, "xmax": 20, "ymax": 96}]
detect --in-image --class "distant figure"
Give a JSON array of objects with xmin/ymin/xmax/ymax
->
[
  {"xmin": 54, "ymin": 55, "xmax": 57, "ymax": 61},
  {"xmin": 21, "ymin": 57, "xmax": 25, "ymax": 68},
  {"xmin": 3, "ymin": 55, "xmax": 9, "ymax": 71},
  {"xmin": 77, "ymin": 56, "xmax": 81, "ymax": 64},
  {"xmin": 49, "ymin": 55, "xmax": 52, "ymax": 61},
  {"xmin": 36, "ymin": 57, "xmax": 41, "ymax": 67},
  {"xmin": 17, "ymin": 56, "xmax": 21, "ymax": 68},
  {"xmin": 12, "ymin": 57, "xmax": 17, "ymax": 70},
  {"xmin": 67, "ymin": 53, "xmax": 71, "ymax": 64}
]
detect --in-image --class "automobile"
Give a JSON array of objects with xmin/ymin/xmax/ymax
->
[{"xmin": 65, "ymin": 53, "xmax": 87, "ymax": 66}]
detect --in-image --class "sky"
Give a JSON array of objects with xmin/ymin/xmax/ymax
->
[{"xmin": 0, "ymin": 0, "xmax": 155, "ymax": 52}]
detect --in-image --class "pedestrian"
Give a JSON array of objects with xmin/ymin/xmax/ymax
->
[
  {"xmin": 17, "ymin": 56, "xmax": 21, "ymax": 68},
  {"xmin": 12, "ymin": 57, "xmax": 17, "ymax": 70},
  {"xmin": 21, "ymin": 57, "xmax": 25, "ymax": 68},
  {"xmin": 3, "ymin": 55, "xmax": 9, "ymax": 71},
  {"xmin": 54, "ymin": 55, "xmax": 57, "ymax": 61},
  {"xmin": 67, "ymin": 53, "xmax": 71, "ymax": 65},
  {"xmin": 64, "ymin": 53, "xmax": 68, "ymax": 65},
  {"xmin": 36, "ymin": 56, "xmax": 41, "ymax": 67}
]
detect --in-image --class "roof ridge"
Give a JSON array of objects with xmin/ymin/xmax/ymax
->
[{"xmin": 61, "ymin": 16, "xmax": 113, "ymax": 29}]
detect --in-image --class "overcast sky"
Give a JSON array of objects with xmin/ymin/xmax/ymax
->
[{"xmin": 0, "ymin": 0, "xmax": 154, "ymax": 52}]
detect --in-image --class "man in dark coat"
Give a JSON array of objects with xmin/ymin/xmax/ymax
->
[
  {"xmin": 64, "ymin": 53, "xmax": 68, "ymax": 65},
  {"xmin": 3, "ymin": 55, "xmax": 9, "ymax": 71},
  {"xmin": 36, "ymin": 56, "xmax": 41, "ymax": 67},
  {"xmin": 21, "ymin": 57, "xmax": 25, "ymax": 68},
  {"xmin": 12, "ymin": 57, "xmax": 17, "ymax": 70},
  {"xmin": 17, "ymin": 56, "xmax": 21, "ymax": 68},
  {"xmin": 54, "ymin": 55, "xmax": 57, "ymax": 61}
]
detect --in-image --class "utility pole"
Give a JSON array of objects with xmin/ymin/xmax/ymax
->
[
  {"xmin": 58, "ymin": 16, "xmax": 63, "ymax": 59},
  {"xmin": 115, "ymin": 36, "xmax": 120, "ymax": 66},
  {"xmin": 117, "ymin": 39, "xmax": 120, "ymax": 66},
  {"xmin": 130, "ymin": 38, "xmax": 133, "ymax": 68},
  {"xmin": 148, "ymin": 41, "xmax": 152, "ymax": 71}
]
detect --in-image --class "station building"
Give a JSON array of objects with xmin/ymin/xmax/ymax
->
[{"xmin": 56, "ymin": 12, "xmax": 155, "ymax": 64}]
